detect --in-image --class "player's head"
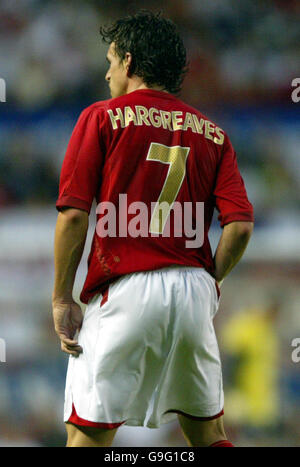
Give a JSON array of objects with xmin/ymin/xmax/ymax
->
[{"xmin": 100, "ymin": 10, "xmax": 187, "ymax": 98}]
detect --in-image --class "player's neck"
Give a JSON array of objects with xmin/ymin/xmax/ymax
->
[{"xmin": 126, "ymin": 78, "xmax": 168, "ymax": 95}]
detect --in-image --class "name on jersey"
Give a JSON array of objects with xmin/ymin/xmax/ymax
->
[{"xmin": 107, "ymin": 106, "xmax": 225, "ymax": 145}]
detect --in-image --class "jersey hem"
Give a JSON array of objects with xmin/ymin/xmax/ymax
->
[
  {"xmin": 220, "ymin": 211, "xmax": 254, "ymax": 227},
  {"xmin": 56, "ymin": 195, "xmax": 91, "ymax": 213}
]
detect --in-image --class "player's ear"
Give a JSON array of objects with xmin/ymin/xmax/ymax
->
[{"xmin": 124, "ymin": 52, "xmax": 133, "ymax": 76}]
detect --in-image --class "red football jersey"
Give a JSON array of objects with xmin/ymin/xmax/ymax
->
[{"xmin": 56, "ymin": 89, "xmax": 254, "ymax": 304}]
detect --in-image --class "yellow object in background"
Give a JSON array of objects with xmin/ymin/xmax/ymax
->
[{"xmin": 222, "ymin": 305, "xmax": 280, "ymax": 427}]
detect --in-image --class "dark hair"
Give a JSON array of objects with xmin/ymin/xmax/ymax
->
[{"xmin": 99, "ymin": 10, "xmax": 188, "ymax": 95}]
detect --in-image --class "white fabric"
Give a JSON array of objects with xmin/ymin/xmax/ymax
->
[{"xmin": 64, "ymin": 265, "xmax": 224, "ymax": 428}]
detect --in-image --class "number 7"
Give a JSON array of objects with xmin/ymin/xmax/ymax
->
[{"xmin": 146, "ymin": 142, "xmax": 190, "ymax": 234}]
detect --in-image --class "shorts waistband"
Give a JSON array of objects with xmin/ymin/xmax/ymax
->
[{"xmin": 155, "ymin": 265, "xmax": 205, "ymax": 273}]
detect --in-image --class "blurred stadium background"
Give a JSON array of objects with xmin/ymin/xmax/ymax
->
[{"xmin": 0, "ymin": 0, "xmax": 299, "ymax": 447}]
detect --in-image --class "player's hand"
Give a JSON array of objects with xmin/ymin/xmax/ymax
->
[{"xmin": 52, "ymin": 298, "xmax": 83, "ymax": 357}]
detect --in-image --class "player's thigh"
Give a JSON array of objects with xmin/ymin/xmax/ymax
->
[
  {"xmin": 177, "ymin": 414, "xmax": 226, "ymax": 447},
  {"xmin": 66, "ymin": 422, "xmax": 118, "ymax": 447}
]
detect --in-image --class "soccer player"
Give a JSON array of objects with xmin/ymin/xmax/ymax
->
[{"xmin": 52, "ymin": 11, "xmax": 254, "ymax": 447}]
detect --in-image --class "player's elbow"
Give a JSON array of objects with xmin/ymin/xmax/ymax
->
[
  {"xmin": 59, "ymin": 207, "xmax": 89, "ymax": 225},
  {"xmin": 235, "ymin": 222, "xmax": 254, "ymax": 244},
  {"xmin": 238, "ymin": 221, "xmax": 254, "ymax": 239},
  {"xmin": 225, "ymin": 221, "xmax": 254, "ymax": 241}
]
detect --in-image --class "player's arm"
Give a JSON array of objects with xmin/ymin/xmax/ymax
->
[
  {"xmin": 212, "ymin": 220, "xmax": 253, "ymax": 283},
  {"xmin": 52, "ymin": 207, "xmax": 89, "ymax": 356},
  {"xmin": 52, "ymin": 207, "xmax": 88, "ymax": 301},
  {"xmin": 213, "ymin": 132, "xmax": 254, "ymax": 285},
  {"xmin": 52, "ymin": 107, "xmax": 104, "ymax": 356}
]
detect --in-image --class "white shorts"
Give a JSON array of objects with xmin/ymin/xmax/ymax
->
[{"xmin": 64, "ymin": 266, "xmax": 224, "ymax": 429}]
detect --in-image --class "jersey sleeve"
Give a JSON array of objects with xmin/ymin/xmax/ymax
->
[
  {"xmin": 56, "ymin": 106, "xmax": 104, "ymax": 214},
  {"xmin": 213, "ymin": 134, "xmax": 254, "ymax": 227}
]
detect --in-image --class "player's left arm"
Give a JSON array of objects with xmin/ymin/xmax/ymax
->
[{"xmin": 52, "ymin": 207, "xmax": 89, "ymax": 357}]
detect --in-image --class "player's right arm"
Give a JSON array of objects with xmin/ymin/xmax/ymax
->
[
  {"xmin": 53, "ymin": 105, "xmax": 104, "ymax": 356},
  {"xmin": 212, "ymin": 221, "xmax": 253, "ymax": 283}
]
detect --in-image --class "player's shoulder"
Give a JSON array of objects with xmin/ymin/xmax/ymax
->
[
  {"xmin": 174, "ymin": 95, "xmax": 230, "ymax": 146},
  {"xmin": 78, "ymin": 96, "xmax": 133, "ymax": 120},
  {"xmin": 175, "ymin": 97, "xmax": 220, "ymax": 129},
  {"xmin": 78, "ymin": 100, "xmax": 112, "ymax": 118}
]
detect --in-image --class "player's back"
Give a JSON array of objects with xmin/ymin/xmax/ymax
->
[{"xmin": 90, "ymin": 88, "xmax": 226, "ymax": 281}]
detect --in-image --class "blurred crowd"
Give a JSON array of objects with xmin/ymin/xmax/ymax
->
[
  {"xmin": 0, "ymin": 0, "xmax": 300, "ymax": 447},
  {"xmin": 1, "ymin": 0, "xmax": 299, "ymax": 107}
]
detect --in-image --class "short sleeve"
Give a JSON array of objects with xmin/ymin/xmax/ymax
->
[
  {"xmin": 214, "ymin": 135, "xmax": 254, "ymax": 227},
  {"xmin": 56, "ymin": 106, "xmax": 104, "ymax": 214}
]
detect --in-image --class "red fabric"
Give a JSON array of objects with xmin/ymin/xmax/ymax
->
[
  {"xmin": 56, "ymin": 89, "xmax": 254, "ymax": 304},
  {"xmin": 210, "ymin": 440, "xmax": 234, "ymax": 447},
  {"xmin": 215, "ymin": 281, "xmax": 221, "ymax": 299},
  {"xmin": 100, "ymin": 286, "xmax": 109, "ymax": 307},
  {"xmin": 68, "ymin": 403, "xmax": 124, "ymax": 429}
]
